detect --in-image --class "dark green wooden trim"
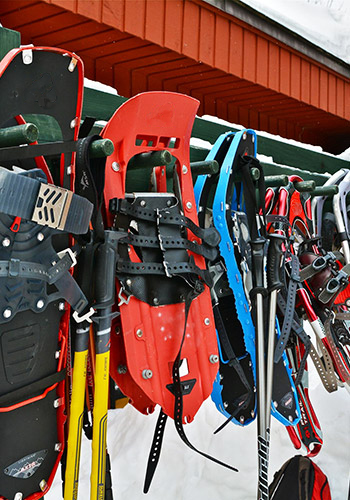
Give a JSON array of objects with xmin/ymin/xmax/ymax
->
[
  {"xmin": 0, "ymin": 27, "xmax": 20, "ymax": 61},
  {"xmin": 82, "ymin": 87, "xmax": 126, "ymax": 122}
]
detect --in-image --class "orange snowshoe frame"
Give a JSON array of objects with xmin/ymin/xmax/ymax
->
[{"xmin": 102, "ymin": 91, "xmax": 219, "ymax": 423}]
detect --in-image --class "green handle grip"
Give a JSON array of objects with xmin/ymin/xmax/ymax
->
[
  {"xmin": 89, "ymin": 139, "xmax": 114, "ymax": 158},
  {"xmin": 310, "ymin": 185, "xmax": 339, "ymax": 197},
  {"xmin": 0, "ymin": 123, "xmax": 38, "ymax": 147},
  {"xmin": 190, "ymin": 160, "xmax": 219, "ymax": 176},
  {"xmin": 294, "ymin": 180, "xmax": 316, "ymax": 192},
  {"xmin": 265, "ymin": 175, "xmax": 289, "ymax": 188},
  {"xmin": 128, "ymin": 149, "xmax": 172, "ymax": 170}
]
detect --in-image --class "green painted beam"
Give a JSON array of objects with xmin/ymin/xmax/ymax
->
[
  {"xmin": 82, "ymin": 87, "xmax": 126, "ymax": 122},
  {"xmin": 0, "ymin": 27, "xmax": 20, "ymax": 61}
]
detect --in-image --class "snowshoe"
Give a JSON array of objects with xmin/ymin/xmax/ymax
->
[
  {"xmin": 102, "ymin": 91, "xmax": 220, "ymax": 423},
  {"xmin": 0, "ymin": 46, "xmax": 93, "ymax": 500},
  {"xmin": 194, "ymin": 130, "xmax": 257, "ymax": 426}
]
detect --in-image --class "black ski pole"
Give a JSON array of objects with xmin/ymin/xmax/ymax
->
[{"xmin": 250, "ymin": 236, "xmax": 269, "ymax": 500}]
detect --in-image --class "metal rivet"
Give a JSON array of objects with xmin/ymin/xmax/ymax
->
[
  {"xmin": 117, "ymin": 364, "xmax": 127, "ymax": 374},
  {"xmin": 209, "ymin": 354, "xmax": 219, "ymax": 364},
  {"xmin": 182, "ymin": 165, "xmax": 188, "ymax": 174},
  {"xmin": 136, "ymin": 329, "xmax": 143, "ymax": 338},
  {"xmin": 204, "ymin": 317, "xmax": 210, "ymax": 326},
  {"xmin": 37, "ymin": 232, "xmax": 44, "ymax": 242},
  {"xmin": 288, "ymin": 415, "xmax": 294, "ymax": 422},
  {"xmin": 153, "ymin": 298, "xmax": 159, "ymax": 305},
  {"xmin": 115, "ymin": 327, "xmax": 121, "ymax": 335},
  {"xmin": 240, "ymin": 416, "xmax": 245, "ymax": 424},
  {"xmin": 70, "ymin": 118, "xmax": 78, "ymax": 129},
  {"xmin": 58, "ymin": 302, "xmax": 65, "ymax": 311},
  {"xmin": 142, "ymin": 369, "xmax": 153, "ymax": 379},
  {"xmin": 53, "ymin": 399, "xmax": 60, "ymax": 408},
  {"xmin": 3, "ymin": 308, "xmax": 12, "ymax": 319},
  {"xmin": 112, "ymin": 162, "xmax": 120, "ymax": 172},
  {"xmin": 2, "ymin": 237, "xmax": 10, "ymax": 247},
  {"xmin": 54, "ymin": 443, "xmax": 62, "ymax": 452},
  {"xmin": 126, "ymin": 279, "xmax": 132, "ymax": 287},
  {"xmin": 68, "ymin": 57, "xmax": 78, "ymax": 72},
  {"xmin": 14, "ymin": 493, "xmax": 23, "ymax": 500},
  {"xmin": 39, "ymin": 480, "xmax": 47, "ymax": 492},
  {"xmin": 166, "ymin": 200, "xmax": 172, "ymax": 206},
  {"xmin": 186, "ymin": 202, "xmax": 192, "ymax": 210},
  {"xmin": 140, "ymin": 200, "xmax": 146, "ymax": 207},
  {"xmin": 223, "ymin": 401, "xmax": 228, "ymax": 408},
  {"xmin": 36, "ymin": 299, "xmax": 45, "ymax": 309},
  {"xmin": 251, "ymin": 410, "xmax": 255, "ymax": 418},
  {"xmin": 243, "ymin": 132, "xmax": 247, "ymax": 140},
  {"xmin": 252, "ymin": 135, "xmax": 255, "ymax": 143},
  {"xmin": 67, "ymin": 165, "xmax": 72, "ymax": 175},
  {"xmin": 273, "ymin": 401, "xmax": 278, "ymax": 408},
  {"xmin": 55, "ymin": 351, "xmax": 60, "ymax": 359}
]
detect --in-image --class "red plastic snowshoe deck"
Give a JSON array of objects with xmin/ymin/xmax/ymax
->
[{"xmin": 103, "ymin": 91, "xmax": 218, "ymax": 422}]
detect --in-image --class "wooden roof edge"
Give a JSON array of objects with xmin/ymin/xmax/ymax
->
[{"xmin": 201, "ymin": 0, "xmax": 350, "ymax": 79}]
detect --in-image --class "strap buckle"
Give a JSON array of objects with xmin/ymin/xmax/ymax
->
[
  {"xmin": 32, "ymin": 182, "xmax": 73, "ymax": 230},
  {"xmin": 57, "ymin": 247, "xmax": 77, "ymax": 268},
  {"xmin": 73, "ymin": 306, "xmax": 95, "ymax": 324}
]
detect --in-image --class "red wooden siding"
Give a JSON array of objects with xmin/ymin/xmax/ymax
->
[{"xmin": 1, "ymin": 0, "xmax": 349, "ymax": 154}]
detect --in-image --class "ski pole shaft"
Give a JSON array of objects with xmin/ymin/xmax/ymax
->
[
  {"xmin": 90, "ymin": 231, "xmax": 117, "ymax": 500},
  {"xmin": 64, "ymin": 322, "xmax": 91, "ymax": 500},
  {"xmin": 250, "ymin": 237, "xmax": 269, "ymax": 500}
]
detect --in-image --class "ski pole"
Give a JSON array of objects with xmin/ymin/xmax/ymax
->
[
  {"xmin": 250, "ymin": 237, "xmax": 269, "ymax": 500},
  {"xmin": 64, "ymin": 321, "xmax": 92, "ymax": 500},
  {"xmin": 90, "ymin": 231, "xmax": 118, "ymax": 500}
]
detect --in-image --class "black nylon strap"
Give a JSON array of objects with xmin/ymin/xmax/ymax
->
[
  {"xmin": 0, "ymin": 369, "xmax": 66, "ymax": 408},
  {"xmin": 0, "ymin": 140, "xmax": 78, "ymax": 162},
  {"xmin": 0, "ymin": 251, "xmax": 75, "ymax": 285},
  {"xmin": 116, "ymin": 258, "xmax": 212, "ymax": 287},
  {"xmin": 121, "ymin": 233, "xmax": 218, "ymax": 261},
  {"xmin": 274, "ymin": 253, "xmax": 300, "ymax": 363},
  {"xmin": 113, "ymin": 199, "xmax": 220, "ymax": 247},
  {"xmin": 144, "ymin": 288, "xmax": 238, "ymax": 493}
]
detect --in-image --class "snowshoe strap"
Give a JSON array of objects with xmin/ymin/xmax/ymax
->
[
  {"xmin": 317, "ymin": 263, "xmax": 350, "ymax": 304},
  {"xmin": 323, "ymin": 319, "xmax": 350, "ymax": 383},
  {"xmin": 0, "ymin": 167, "xmax": 92, "ymax": 234},
  {"xmin": 110, "ymin": 198, "xmax": 220, "ymax": 248},
  {"xmin": 274, "ymin": 253, "xmax": 300, "ymax": 363},
  {"xmin": 299, "ymin": 252, "xmax": 341, "ymax": 282},
  {"xmin": 309, "ymin": 338, "xmax": 338, "ymax": 392},
  {"xmin": 144, "ymin": 289, "xmax": 238, "ymax": 494}
]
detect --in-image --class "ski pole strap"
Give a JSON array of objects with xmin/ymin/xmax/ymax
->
[
  {"xmin": 0, "ymin": 167, "xmax": 93, "ymax": 234},
  {"xmin": 274, "ymin": 253, "xmax": 300, "ymax": 363}
]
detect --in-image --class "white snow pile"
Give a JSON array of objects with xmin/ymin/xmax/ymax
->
[
  {"xmin": 84, "ymin": 77, "xmax": 119, "ymax": 96},
  {"xmin": 240, "ymin": 0, "xmax": 350, "ymax": 64}
]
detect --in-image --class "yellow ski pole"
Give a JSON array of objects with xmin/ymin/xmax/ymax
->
[{"xmin": 90, "ymin": 231, "xmax": 118, "ymax": 500}]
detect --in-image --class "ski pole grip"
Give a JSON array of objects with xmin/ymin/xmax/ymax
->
[
  {"xmin": 267, "ymin": 233, "xmax": 285, "ymax": 291},
  {"xmin": 94, "ymin": 231, "xmax": 118, "ymax": 307},
  {"xmin": 250, "ymin": 238, "xmax": 266, "ymax": 297},
  {"xmin": 190, "ymin": 159, "xmax": 219, "ymax": 175},
  {"xmin": 265, "ymin": 174, "xmax": 288, "ymax": 188},
  {"xmin": 310, "ymin": 185, "xmax": 339, "ymax": 197},
  {"xmin": 89, "ymin": 138, "xmax": 114, "ymax": 158},
  {"xmin": 0, "ymin": 123, "xmax": 38, "ymax": 147},
  {"xmin": 128, "ymin": 149, "xmax": 172, "ymax": 170},
  {"xmin": 294, "ymin": 180, "xmax": 315, "ymax": 192}
]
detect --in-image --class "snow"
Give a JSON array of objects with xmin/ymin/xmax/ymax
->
[
  {"xmin": 240, "ymin": 0, "xmax": 350, "ymax": 64},
  {"xmin": 46, "ymin": 3, "xmax": 350, "ymax": 499},
  {"xmin": 84, "ymin": 77, "xmax": 119, "ymax": 96}
]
